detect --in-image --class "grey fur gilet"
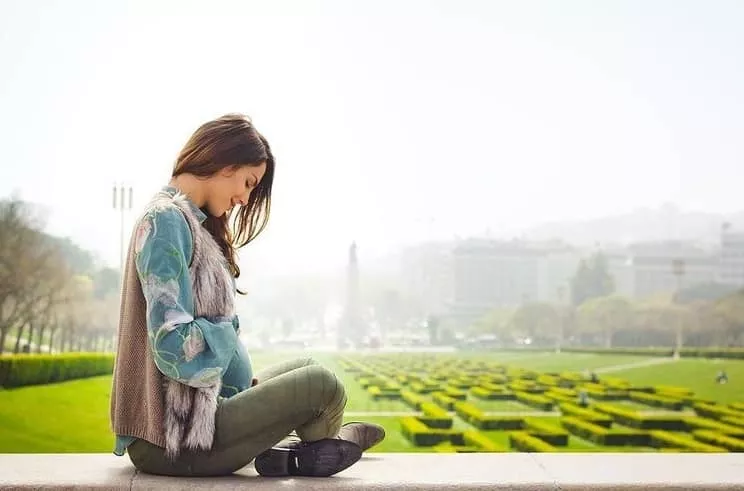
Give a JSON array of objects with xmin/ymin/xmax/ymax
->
[{"xmin": 150, "ymin": 190, "xmax": 236, "ymax": 460}]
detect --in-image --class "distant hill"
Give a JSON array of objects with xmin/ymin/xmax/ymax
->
[{"xmin": 519, "ymin": 204, "xmax": 744, "ymax": 247}]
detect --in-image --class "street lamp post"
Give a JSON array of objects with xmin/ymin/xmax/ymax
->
[
  {"xmin": 556, "ymin": 285, "xmax": 566, "ymax": 354},
  {"xmin": 671, "ymin": 258, "xmax": 686, "ymax": 359},
  {"xmin": 112, "ymin": 184, "xmax": 133, "ymax": 274}
]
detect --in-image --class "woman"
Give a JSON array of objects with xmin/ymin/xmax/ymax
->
[{"xmin": 109, "ymin": 114, "xmax": 384, "ymax": 478}]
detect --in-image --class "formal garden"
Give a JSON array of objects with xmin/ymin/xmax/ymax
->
[{"xmin": 1, "ymin": 349, "xmax": 743, "ymax": 454}]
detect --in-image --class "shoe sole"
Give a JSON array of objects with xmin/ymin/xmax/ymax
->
[{"xmin": 255, "ymin": 438, "xmax": 362, "ymax": 477}]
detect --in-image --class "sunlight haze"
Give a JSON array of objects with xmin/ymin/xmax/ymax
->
[{"xmin": 1, "ymin": 0, "xmax": 742, "ymax": 279}]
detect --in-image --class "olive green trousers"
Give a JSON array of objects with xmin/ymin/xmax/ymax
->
[{"xmin": 128, "ymin": 357, "xmax": 347, "ymax": 476}]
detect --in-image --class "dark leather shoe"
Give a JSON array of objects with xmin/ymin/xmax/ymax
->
[
  {"xmin": 338, "ymin": 422, "xmax": 386, "ymax": 451},
  {"xmin": 254, "ymin": 438, "xmax": 362, "ymax": 477}
]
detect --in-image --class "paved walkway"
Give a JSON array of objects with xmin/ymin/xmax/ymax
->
[{"xmin": 593, "ymin": 357, "xmax": 679, "ymax": 374}]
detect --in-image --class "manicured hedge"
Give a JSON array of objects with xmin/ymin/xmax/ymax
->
[
  {"xmin": 524, "ymin": 418, "xmax": 569, "ymax": 446},
  {"xmin": 561, "ymin": 416, "xmax": 650, "ymax": 447},
  {"xmin": 694, "ymin": 402, "xmax": 744, "ymax": 421},
  {"xmin": 0, "ymin": 353, "xmax": 114, "ymax": 388},
  {"xmin": 400, "ymin": 416, "xmax": 459, "ymax": 446},
  {"xmin": 402, "ymin": 390, "xmax": 428, "ymax": 410},
  {"xmin": 470, "ymin": 386, "xmax": 516, "ymax": 400},
  {"xmin": 495, "ymin": 347, "xmax": 744, "ymax": 359},
  {"xmin": 649, "ymin": 430, "xmax": 726, "ymax": 452},
  {"xmin": 420, "ymin": 402, "xmax": 453, "ymax": 429},
  {"xmin": 432, "ymin": 391, "xmax": 457, "ymax": 410},
  {"xmin": 515, "ymin": 391, "xmax": 554, "ymax": 411},
  {"xmin": 693, "ymin": 430, "xmax": 744, "ymax": 452},
  {"xmin": 594, "ymin": 403, "xmax": 687, "ymax": 431},
  {"xmin": 453, "ymin": 402, "xmax": 523, "ymax": 430},
  {"xmin": 508, "ymin": 432, "xmax": 557, "ymax": 452},
  {"xmin": 684, "ymin": 417, "xmax": 744, "ymax": 437},
  {"xmin": 558, "ymin": 403, "xmax": 613, "ymax": 427},
  {"xmin": 463, "ymin": 430, "xmax": 505, "ymax": 452},
  {"xmin": 557, "ymin": 347, "xmax": 744, "ymax": 359},
  {"xmin": 629, "ymin": 391, "xmax": 685, "ymax": 411},
  {"xmin": 367, "ymin": 386, "xmax": 402, "ymax": 400}
]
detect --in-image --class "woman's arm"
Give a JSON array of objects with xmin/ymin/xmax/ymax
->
[{"xmin": 134, "ymin": 206, "xmax": 238, "ymax": 388}]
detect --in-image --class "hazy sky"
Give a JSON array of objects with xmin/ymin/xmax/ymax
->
[{"xmin": 1, "ymin": 0, "xmax": 742, "ymax": 278}]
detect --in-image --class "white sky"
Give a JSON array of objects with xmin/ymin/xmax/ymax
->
[{"xmin": 1, "ymin": 0, "xmax": 742, "ymax": 278}]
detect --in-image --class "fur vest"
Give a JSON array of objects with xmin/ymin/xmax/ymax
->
[{"xmin": 110, "ymin": 189, "xmax": 236, "ymax": 461}]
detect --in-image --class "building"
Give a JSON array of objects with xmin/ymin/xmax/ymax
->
[
  {"xmin": 397, "ymin": 238, "xmax": 581, "ymax": 331},
  {"xmin": 398, "ymin": 241, "xmax": 455, "ymax": 317},
  {"xmin": 719, "ymin": 223, "xmax": 744, "ymax": 287},
  {"xmin": 605, "ymin": 241, "xmax": 718, "ymax": 299}
]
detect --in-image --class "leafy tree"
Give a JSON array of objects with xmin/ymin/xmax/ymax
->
[
  {"xmin": 570, "ymin": 252, "xmax": 615, "ymax": 307},
  {"xmin": 510, "ymin": 302, "xmax": 560, "ymax": 345},
  {"xmin": 576, "ymin": 295, "xmax": 633, "ymax": 348}
]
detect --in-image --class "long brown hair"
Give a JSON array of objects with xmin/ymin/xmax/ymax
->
[{"xmin": 172, "ymin": 113, "xmax": 275, "ymax": 285}]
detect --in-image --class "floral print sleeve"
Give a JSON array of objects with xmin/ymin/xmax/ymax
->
[{"xmin": 134, "ymin": 207, "xmax": 238, "ymax": 388}]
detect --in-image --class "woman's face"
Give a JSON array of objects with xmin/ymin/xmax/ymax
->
[{"xmin": 204, "ymin": 162, "xmax": 267, "ymax": 216}]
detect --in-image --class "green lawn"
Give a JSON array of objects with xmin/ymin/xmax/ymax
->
[
  {"xmin": 0, "ymin": 376, "xmax": 115, "ymax": 453},
  {"xmin": 1, "ymin": 351, "xmax": 743, "ymax": 454}
]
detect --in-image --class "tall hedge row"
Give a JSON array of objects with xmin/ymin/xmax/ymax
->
[{"xmin": 0, "ymin": 353, "xmax": 114, "ymax": 388}]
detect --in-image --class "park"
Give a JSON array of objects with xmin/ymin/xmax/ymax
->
[{"xmin": 2, "ymin": 349, "xmax": 743, "ymax": 454}]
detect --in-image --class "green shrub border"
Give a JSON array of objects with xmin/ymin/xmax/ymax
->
[{"xmin": 0, "ymin": 353, "xmax": 114, "ymax": 388}]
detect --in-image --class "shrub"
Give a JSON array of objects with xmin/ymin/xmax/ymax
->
[
  {"xmin": 444, "ymin": 387, "xmax": 468, "ymax": 400},
  {"xmin": 594, "ymin": 403, "xmax": 686, "ymax": 431},
  {"xmin": 410, "ymin": 380, "xmax": 442, "ymax": 394},
  {"xmin": 471, "ymin": 387, "xmax": 516, "ymax": 400},
  {"xmin": 401, "ymin": 390, "xmax": 427, "ymax": 410},
  {"xmin": 544, "ymin": 390, "xmax": 576, "ymax": 405},
  {"xmin": 649, "ymin": 430, "xmax": 726, "ymax": 452},
  {"xmin": 693, "ymin": 430, "xmax": 744, "ymax": 452},
  {"xmin": 367, "ymin": 386, "xmax": 402, "ymax": 400},
  {"xmin": 420, "ymin": 402, "xmax": 453, "ymax": 429},
  {"xmin": 463, "ymin": 430, "xmax": 505, "ymax": 452},
  {"xmin": 0, "ymin": 353, "xmax": 114, "ymax": 388},
  {"xmin": 654, "ymin": 385, "xmax": 694, "ymax": 397},
  {"xmin": 558, "ymin": 403, "xmax": 613, "ymax": 427},
  {"xmin": 694, "ymin": 402, "xmax": 744, "ymax": 421},
  {"xmin": 561, "ymin": 416, "xmax": 650, "ymax": 447},
  {"xmin": 453, "ymin": 402, "xmax": 524, "ymax": 430},
  {"xmin": 432, "ymin": 391, "xmax": 457, "ymax": 410},
  {"xmin": 685, "ymin": 417, "xmax": 744, "ymax": 437},
  {"xmin": 400, "ymin": 417, "xmax": 454, "ymax": 446},
  {"xmin": 515, "ymin": 391, "xmax": 554, "ymax": 411},
  {"xmin": 508, "ymin": 432, "xmax": 557, "ymax": 452},
  {"xmin": 509, "ymin": 380, "xmax": 545, "ymax": 393},
  {"xmin": 629, "ymin": 391, "xmax": 685, "ymax": 411},
  {"xmin": 721, "ymin": 416, "xmax": 744, "ymax": 429},
  {"xmin": 524, "ymin": 418, "xmax": 569, "ymax": 446}
]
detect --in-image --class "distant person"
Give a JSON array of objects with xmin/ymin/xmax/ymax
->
[
  {"xmin": 577, "ymin": 389, "xmax": 590, "ymax": 407},
  {"xmin": 716, "ymin": 370, "xmax": 729, "ymax": 384},
  {"xmin": 590, "ymin": 371, "xmax": 599, "ymax": 383},
  {"xmin": 110, "ymin": 114, "xmax": 384, "ymax": 478}
]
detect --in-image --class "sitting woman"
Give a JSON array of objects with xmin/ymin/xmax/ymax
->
[{"xmin": 110, "ymin": 113, "xmax": 384, "ymax": 478}]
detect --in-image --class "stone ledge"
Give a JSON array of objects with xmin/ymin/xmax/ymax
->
[{"xmin": 1, "ymin": 453, "xmax": 743, "ymax": 490}]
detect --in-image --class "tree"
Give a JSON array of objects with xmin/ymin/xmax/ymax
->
[
  {"xmin": 675, "ymin": 282, "xmax": 738, "ymax": 304},
  {"xmin": 510, "ymin": 302, "xmax": 560, "ymax": 345},
  {"xmin": 711, "ymin": 291, "xmax": 744, "ymax": 346},
  {"xmin": 570, "ymin": 252, "xmax": 615, "ymax": 307},
  {"xmin": 633, "ymin": 295, "xmax": 696, "ymax": 353},
  {"xmin": 426, "ymin": 315, "xmax": 440, "ymax": 345},
  {"xmin": 0, "ymin": 198, "xmax": 62, "ymax": 354},
  {"xmin": 470, "ymin": 308, "xmax": 515, "ymax": 338},
  {"xmin": 576, "ymin": 295, "xmax": 633, "ymax": 348},
  {"xmin": 53, "ymin": 275, "xmax": 94, "ymax": 352}
]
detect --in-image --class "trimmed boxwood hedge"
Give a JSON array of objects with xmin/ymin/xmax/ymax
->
[{"xmin": 0, "ymin": 353, "xmax": 114, "ymax": 388}]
